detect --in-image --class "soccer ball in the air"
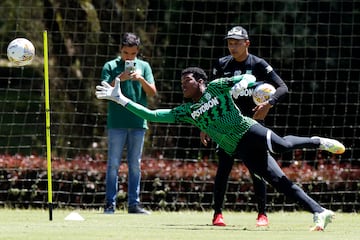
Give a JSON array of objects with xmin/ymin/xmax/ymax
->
[
  {"xmin": 252, "ymin": 83, "xmax": 276, "ymax": 105},
  {"xmin": 7, "ymin": 38, "xmax": 35, "ymax": 66}
]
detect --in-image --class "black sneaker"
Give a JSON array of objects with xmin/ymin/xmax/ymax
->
[
  {"xmin": 128, "ymin": 205, "xmax": 151, "ymax": 214},
  {"xmin": 104, "ymin": 204, "xmax": 115, "ymax": 214}
]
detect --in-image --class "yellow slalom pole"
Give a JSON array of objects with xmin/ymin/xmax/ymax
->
[{"xmin": 43, "ymin": 30, "xmax": 53, "ymax": 221}]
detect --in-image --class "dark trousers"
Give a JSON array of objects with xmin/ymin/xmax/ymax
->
[
  {"xmin": 233, "ymin": 124, "xmax": 323, "ymax": 214},
  {"xmin": 213, "ymin": 148, "xmax": 267, "ymax": 215}
]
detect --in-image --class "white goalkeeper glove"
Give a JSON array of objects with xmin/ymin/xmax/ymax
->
[
  {"xmin": 95, "ymin": 78, "xmax": 129, "ymax": 106},
  {"xmin": 230, "ymin": 74, "xmax": 256, "ymax": 99}
]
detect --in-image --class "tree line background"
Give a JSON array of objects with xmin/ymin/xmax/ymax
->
[
  {"xmin": 0, "ymin": 0, "xmax": 359, "ymax": 211},
  {"xmin": 0, "ymin": 0, "xmax": 358, "ymax": 164}
]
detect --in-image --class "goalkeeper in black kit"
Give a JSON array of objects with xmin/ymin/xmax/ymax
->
[
  {"xmin": 96, "ymin": 67, "xmax": 345, "ymax": 231},
  {"xmin": 201, "ymin": 26, "xmax": 289, "ymax": 227}
]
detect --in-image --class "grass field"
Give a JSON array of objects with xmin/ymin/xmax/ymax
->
[{"xmin": 0, "ymin": 209, "xmax": 358, "ymax": 240}]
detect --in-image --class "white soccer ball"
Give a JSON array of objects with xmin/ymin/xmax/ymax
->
[
  {"xmin": 252, "ymin": 83, "xmax": 276, "ymax": 105},
  {"xmin": 7, "ymin": 38, "xmax": 35, "ymax": 66}
]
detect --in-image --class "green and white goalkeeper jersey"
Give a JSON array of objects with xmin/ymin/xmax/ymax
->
[{"xmin": 126, "ymin": 76, "xmax": 257, "ymax": 155}]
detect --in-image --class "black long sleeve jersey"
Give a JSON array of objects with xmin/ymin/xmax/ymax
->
[{"xmin": 211, "ymin": 54, "xmax": 288, "ymax": 117}]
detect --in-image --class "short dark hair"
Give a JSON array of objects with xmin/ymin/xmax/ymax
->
[
  {"xmin": 181, "ymin": 67, "xmax": 208, "ymax": 83},
  {"xmin": 121, "ymin": 32, "xmax": 141, "ymax": 48}
]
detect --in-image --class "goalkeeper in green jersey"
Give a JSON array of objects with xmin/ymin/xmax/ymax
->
[{"xmin": 96, "ymin": 67, "xmax": 345, "ymax": 231}]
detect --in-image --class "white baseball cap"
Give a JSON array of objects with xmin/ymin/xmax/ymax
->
[{"xmin": 224, "ymin": 26, "xmax": 249, "ymax": 40}]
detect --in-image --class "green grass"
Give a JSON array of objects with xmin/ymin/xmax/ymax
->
[{"xmin": 0, "ymin": 209, "xmax": 358, "ymax": 240}]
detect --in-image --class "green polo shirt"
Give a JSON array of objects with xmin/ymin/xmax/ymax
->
[{"xmin": 100, "ymin": 57, "xmax": 154, "ymax": 129}]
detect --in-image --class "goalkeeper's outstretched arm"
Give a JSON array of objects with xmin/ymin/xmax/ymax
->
[
  {"xmin": 95, "ymin": 78, "xmax": 176, "ymax": 123},
  {"xmin": 126, "ymin": 102, "xmax": 176, "ymax": 123}
]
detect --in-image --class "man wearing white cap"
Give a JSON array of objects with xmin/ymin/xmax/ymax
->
[{"xmin": 201, "ymin": 26, "xmax": 288, "ymax": 227}]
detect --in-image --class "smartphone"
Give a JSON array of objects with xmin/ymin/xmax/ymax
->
[{"xmin": 125, "ymin": 60, "xmax": 136, "ymax": 73}]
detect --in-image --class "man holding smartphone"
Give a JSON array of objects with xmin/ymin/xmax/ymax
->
[{"xmin": 101, "ymin": 32, "xmax": 157, "ymax": 214}]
